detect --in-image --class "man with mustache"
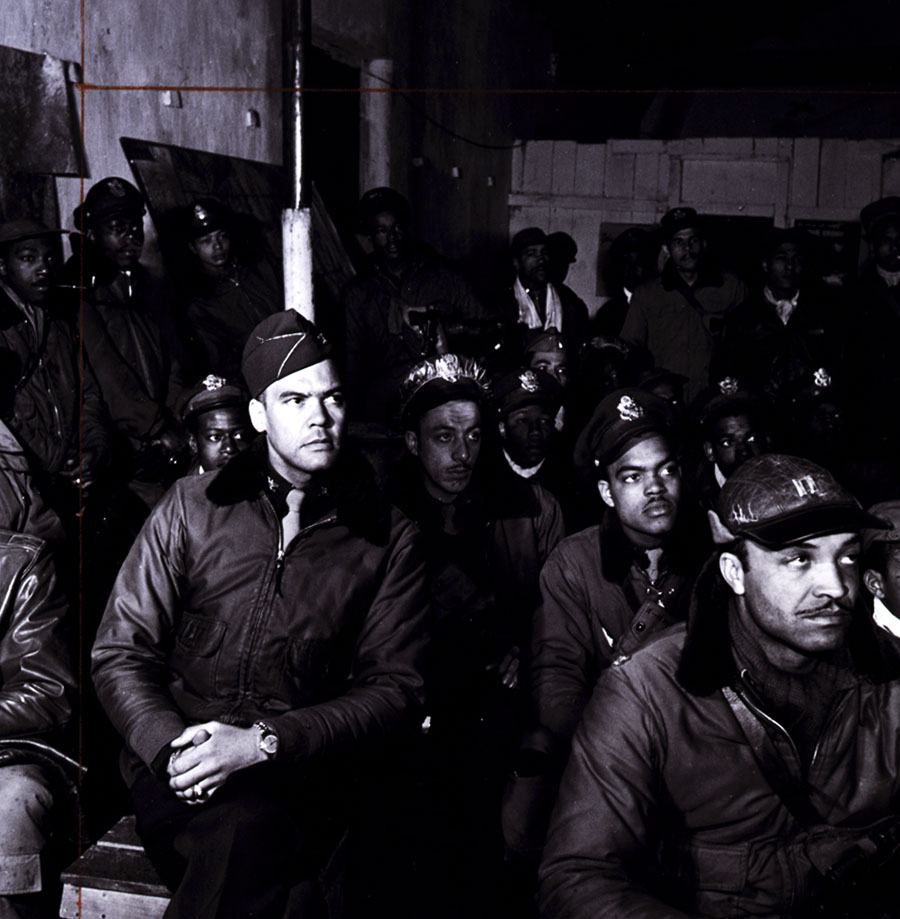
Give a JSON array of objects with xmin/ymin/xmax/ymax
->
[
  {"xmin": 503, "ymin": 387, "xmax": 704, "ymax": 864},
  {"xmin": 387, "ymin": 354, "xmax": 563, "ymax": 917},
  {"xmin": 540, "ymin": 454, "xmax": 900, "ymax": 918},
  {"xmin": 64, "ymin": 177, "xmax": 187, "ymax": 511},
  {"xmin": 92, "ymin": 310, "xmax": 429, "ymax": 919}
]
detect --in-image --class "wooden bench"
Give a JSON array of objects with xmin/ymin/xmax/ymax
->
[
  {"xmin": 59, "ymin": 815, "xmax": 169, "ymax": 919},
  {"xmin": 60, "ymin": 813, "xmax": 347, "ymax": 918}
]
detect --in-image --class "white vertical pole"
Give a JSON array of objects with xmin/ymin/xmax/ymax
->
[{"xmin": 360, "ymin": 58, "xmax": 394, "ymax": 193}]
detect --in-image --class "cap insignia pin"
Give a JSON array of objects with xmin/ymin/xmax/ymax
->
[{"xmin": 617, "ymin": 394, "xmax": 643, "ymax": 422}]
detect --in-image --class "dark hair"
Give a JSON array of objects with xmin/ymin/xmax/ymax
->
[{"xmin": 863, "ymin": 541, "xmax": 899, "ymax": 577}]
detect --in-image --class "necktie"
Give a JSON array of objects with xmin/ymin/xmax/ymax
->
[{"xmin": 281, "ymin": 488, "xmax": 304, "ymax": 549}]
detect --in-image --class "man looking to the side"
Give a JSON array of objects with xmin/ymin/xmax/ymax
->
[{"xmin": 540, "ymin": 454, "xmax": 899, "ymax": 918}]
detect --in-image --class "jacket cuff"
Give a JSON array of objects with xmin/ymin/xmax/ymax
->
[{"xmin": 129, "ymin": 712, "xmax": 187, "ymax": 772}]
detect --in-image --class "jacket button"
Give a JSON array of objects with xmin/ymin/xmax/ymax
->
[{"xmin": 635, "ymin": 622, "xmax": 645, "ymax": 632}]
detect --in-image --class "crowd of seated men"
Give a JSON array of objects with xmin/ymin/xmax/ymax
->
[{"xmin": 2, "ymin": 173, "xmax": 900, "ymax": 918}]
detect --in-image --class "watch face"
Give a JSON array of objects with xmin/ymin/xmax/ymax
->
[{"xmin": 261, "ymin": 733, "xmax": 278, "ymax": 755}]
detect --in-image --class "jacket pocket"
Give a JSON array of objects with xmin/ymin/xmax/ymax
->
[
  {"xmin": 171, "ymin": 614, "xmax": 227, "ymax": 698},
  {"xmin": 175, "ymin": 614, "xmax": 227, "ymax": 657},
  {"xmin": 687, "ymin": 840, "xmax": 749, "ymax": 894}
]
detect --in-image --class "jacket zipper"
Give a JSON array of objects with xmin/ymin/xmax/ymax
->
[{"xmin": 736, "ymin": 671, "xmax": 805, "ymax": 774}]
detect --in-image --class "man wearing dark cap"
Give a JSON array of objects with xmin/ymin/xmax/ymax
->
[
  {"xmin": 388, "ymin": 354, "xmax": 562, "ymax": 915},
  {"xmin": 182, "ymin": 198, "xmax": 282, "ymax": 381},
  {"xmin": 490, "ymin": 368, "xmax": 577, "ymax": 529},
  {"xmin": 540, "ymin": 453, "xmax": 900, "ymax": 918},
  {"xmin": 501, "ymin": 227, "xmax": 588, "ymax": 367},
  {"xmin": 712, "ymin": 227, "xmax": 847, "ymax": 399},
  {"xmin": 687, "ymin": 379, "xmax": 772, "ymax": 511},
  {"xmin": 342, "ymin": 186, "xmax": 489, "ymax": 427},
  {"xmin": 179, "ymin": 374, "xmax": 253, "ymax": 474},
  {"xmin": 92, "ymin": 309, "xmax": 429, "ymax": 918},
  {"xmin": 504, "ymin": 388, "xmax": 704, "ymax": 864},
  {"xmin": 523, "ymin": 328, "xmax": 569, "ymax": 391},
  {"xmin": 0, "ymin": 218, "xmax": 110, "ymax": 510},
  {"xmin": 64, "ymin": 177, "xmax": 187, "ymax": 510},
  {"xmin": 621, "ymin": 206, "xmax": 747, "ymax": 402}
]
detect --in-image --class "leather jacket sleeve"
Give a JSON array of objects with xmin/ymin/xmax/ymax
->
[
  {"xmin": 0, "ymin": 533, "xmax": 74, "ymax": 737},
  {"xmin": 91, "ymin": 494, "xmax": 189, "ymax": 770},
  {"xmin": 538, "ymin": 661, "xmax": 694, "ymax": 919},
  {"xmin": 530, "ymin": 542, "xmax": 598, "ymax": 743},
  {"xmin": 268, "ymin": 513, "xmax": 430, "ymax": 759}
]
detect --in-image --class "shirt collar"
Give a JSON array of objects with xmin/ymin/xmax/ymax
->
[
  {"xmin": 873, "ymin": 596, "xmax": 900, "ymax": 638},
  {"xmin": 503, "ymin": 449, "xmax": 544, "ymax": 478}
]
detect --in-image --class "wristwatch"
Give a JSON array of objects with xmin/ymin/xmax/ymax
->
[{"xmin": 254, "ymin": 721, "xmax": 279, "ymax": 758}]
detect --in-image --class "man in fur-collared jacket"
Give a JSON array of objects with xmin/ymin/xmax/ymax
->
[
  {"xmin": 540, "ymin": 454, "xmax": 900, "ymax": 919},
  {"xmin": 92, "ymin": 310, "xmax": 429, "ymax": 919}
]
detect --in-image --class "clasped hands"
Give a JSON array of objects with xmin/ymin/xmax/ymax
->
[{"xmin": 166, "ymin": 721, "xmax": 267, "ymax": 805}]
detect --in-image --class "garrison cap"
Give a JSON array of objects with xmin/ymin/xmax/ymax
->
[
  {"xmin": 715, "ymin": 454, "xmax": 887, "ymax": 548},
  {"xmin": 356, "ymin": 187, "xmax": 411, "ymax": 234},
  {"xmin": 661, "ymin": 206, "xmax": 702, "ymax": 242},
  {"xmin": 511, "ymin": 227, "xmax": 547, "ymax": 259},
  {"xmin": 241, "ymin": 310, "xmax": 332, "ymax": 399},
  {"xmin": 861, "ymin": 197, "xmax": 900, "ymax": 239},
  {"xmin": 575, "ymin": 387, "xmax": 675, "ymax": 475},
  {"xmin": 399, "ymin": 354, "xmax": 490, "ymax": 428},
  {"xmin": 179, "ymin": 374, "xmax": 247, "ymax": 423},
  {"xmin": 0, "ymin": 219, "xmax": 66, "ymax": 247},
  {"xmin": 493, "ymin": 369, "xmax": 563, "ymax": 419},
  {"xmin": 74, "ymin": 177, "xmax": 145, "ymax": 228}
]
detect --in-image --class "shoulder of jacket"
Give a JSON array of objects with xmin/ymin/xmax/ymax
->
[
  {"xmin": 610, "ymin": 622, "xmax": 687, "ymax": 673},
  {"xmin": 548, "ymin": 525, "xmax": 601, "ymax": 561},
  {"xmin": 0, "ymin": 529, "xmax": 44, "ymax": 554}
]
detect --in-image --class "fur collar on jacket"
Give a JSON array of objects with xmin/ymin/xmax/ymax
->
[
  {"xmin": 598, "ymin": 508, "xmax": 706, "ymax": 585},
  {"xmin": 206, "ymin": 437, "xmax": 392, "ymax": 546}
]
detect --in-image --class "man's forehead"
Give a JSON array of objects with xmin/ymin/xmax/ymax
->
[
  {"xmin": 262, "ymin": 358, "xmax": 340, "ymax": 396},
  {"xmin": 714, "ymin": 414, "xmax": 755, "ymax": 434},
  {"xmin": 372, "ymin": 209, "xmax": 403, "ymax": 227},
  {"xmin": 10, "ymin": 237, "xmax": 52, "ymax": 254},
  {"xmin": 757, "ymin": 531, "xmax": 860, "ymax": 554},
  {"xmin": 421, "ymin": 399, "xmax": 480, "ymax": 428},
  {"xmin": 670, "ymin": 227, "xmax": 701, "ymax": 241},
  {"xmin": 521, "ymin": 244, "xmax": 547, "ymax": 257},
  {"xmin": 507, "ymin": 403, "xmax": 551, "ymax": 422},
  {"xmin": 197, "ymin": 406, "xmax": 247, "ymax": 428},
  {"xmin": 610, "ymin": 433, "xmax": 673, "ymax": 470}
]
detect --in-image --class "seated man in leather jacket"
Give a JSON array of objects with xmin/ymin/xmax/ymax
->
[
  {"xmin": 540, "ymin": 455, "xmax": 900, "ymax": 918},
  {"xmin": 0, "ymin": 529, "xmax": 75, "ymax": 919},
  {"xmin": 503, "ymin": 388, "xmax": 706, "ymax": 865},
  {"xmin": 92, "ymin": 310, "xmax": 429, "ymax": 919}
]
